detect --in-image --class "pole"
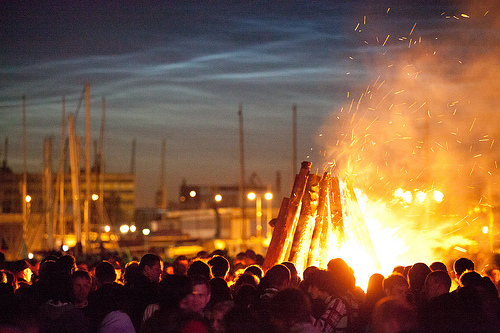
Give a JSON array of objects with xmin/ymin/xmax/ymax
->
[
  {"xmin": 22, "ymin": 95, "xmax": 28, "ymax": 254},
  {"xmin": 84, "ymin": 84, "xmax": 91, "ymax": 253},
  {"xmin": 59, "ymin": 96, "xmax": 66, "ymax": 238},
  {"xmin": 68, "ymin": 114, "xmax": 82, "ymax": 250},
  {"xmin": 43, "ymin": 137, "xmax": 54, "ymax": 249},
  {"xmin": 99, "ymin": 97, "xmax": 105, "ymax": 231},
  {"xmin": 292, "ymin": 104, "xmax": 297, "ymax": 177},
  {"xmin": 238, "ymin": 103, "xmax": 247, "ymax": 240}
]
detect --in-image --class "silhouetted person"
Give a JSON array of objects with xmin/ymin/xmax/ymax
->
[
  {"xmin": 371, "ymin": 297, "xmax": 418, "ymax": 333},
  {"xmin": 127, "ymin": 253, "xmax": 163, "ymax": 330},
  {"xmin": 268, "ymin": 288, "xmax": 318, "ymax": 333}
]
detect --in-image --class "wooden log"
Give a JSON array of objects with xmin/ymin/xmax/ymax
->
[
  {"xmin": 330, "ymin": 176, "xmax": 345, "ymax": 245},
  {"xmin": 262, "ymin": 197, "xmax": 289, "ymax": 272},
  {"xmin": 307, "ymin": 172, "xmax": 330, "ymax": 267},
  {"xmin": 318, "ymin": 178, "xmax": 332, "ymax": 268},
  {"xmin": 262, "ymin": 161, "xmax": 311, "ymax": 271},
  {"xmin": 288, "ymin": 173, "xmax": 320, "ymax": 274}
]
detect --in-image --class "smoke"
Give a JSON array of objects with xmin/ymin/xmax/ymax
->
[{"xmin": 317, "ymin": 3, "xmax": 500, "ymax": 266}]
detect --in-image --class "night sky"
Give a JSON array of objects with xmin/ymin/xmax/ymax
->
[{"xmin": 1, "ymin": 1, "xmax": 498, "ymax": 208}]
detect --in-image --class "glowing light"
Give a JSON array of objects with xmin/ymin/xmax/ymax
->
[
  {"xmin": 189, "ymin": 191, "xmax": 196, "ymax": 198},
  {"xmin": 104, "ymin": 225, "xmax": 111, "ymax": 232},
  {"xmin": 120, "ymin": 225, "xmax": 130, "ymax": 233},
  {"xmin": 62, "ymin": 245, "xmax": 69, "ymax": 252},
  {"xmin": 28, "ymin": 253, "xmax": 34, "ymax": 259},
  {"xmin": 394, "ymin": 188, "xmax": 404, "ymax": 198},
  {"xmin": 142, "ymin": 228, "xmax": 151, "ymax": 236},
  {"xmin": 264, "ymin": 192, "xmax": 273, "ymax": 200},
  {"xmin": 433, "ymin": 190, "xmax": 444, "ymax": 203},
  {"xmin": 247, "ymin": 192, "xmax": 256, "ymax": 200},
  {"xmin": 25, "ymin": 195, "xmax": 32, "ymax": 203},
  {"xmin": 402, "ymin": 191, "xmax": 412, "ymax": 203},
  {"xmin": 214, "ymin": 194, "xmax": 222, "ymax": 202},
  {"xmin": 214, "ymin": 239, "xmax": 225, "ymax": 248},
  {"xmin": 416, "ymin": 191, "xmax": 426, "ymax": 203},
  {"xmin": 130, "ymin": 225, "xmax": 136, "ymax": 232},
  {"xmin": 92, "ymin": 194, "xmax": 99, "ymax": 201},
  {"xmin": 482, "ymin": 226, "xmax": 489, "ymax": 234}
]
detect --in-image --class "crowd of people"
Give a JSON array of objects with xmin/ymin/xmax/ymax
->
[{"xmin": 1, "ymin": 248, "xmax": 500, "ymax": 333}]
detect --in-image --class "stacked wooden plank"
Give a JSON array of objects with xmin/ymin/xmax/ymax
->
[{"xmin": 262, "ymin": 161, "xmax": 345, "ymax": 273}]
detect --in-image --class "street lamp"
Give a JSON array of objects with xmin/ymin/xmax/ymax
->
[{"xmin": 247, "ymin": 192, "xmax": 273, "ymax": 239}]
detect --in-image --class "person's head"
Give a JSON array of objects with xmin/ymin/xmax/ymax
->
[
  {"xmin": 211, "ymin": 300, "xmax": 234, "ymax": 333},
  {"xmin": 94, "ymin": 260, "xmax": 116, "ymax": 285},
  {"xmin": 189, "ymin": 274, "xmax": 211, "ymax": 314},
  {"xmin": 244, "ymin": 264, "xmax": 263, "ymax": 280},
  {"xmin": 140, "ymin": 253, "xmax": 163, "ymax": 282},
  {"xmin": 371, "ymin": 297, "xmax": 418, "ymax": 333},
  {"xmin": 459, "ymin": 270, "xmax": 482, "ymax": 288},
  {"xmin": 327, "ymin": 258, "xmax": 355, "ymax": 292},
  {"xmin": 424, "ymin": 270, "xmax": 451, "ymax": 300},
  {"xmin": 306, "ymin": 269, "xmax": 339, "ymax": 301},
  {"xmin": 453, "ymin": 257, "xmax": 474, "ymax": 279},
  {"xmin": 124, "ymin": 260, "xmax": 140, "ymax": 284},
  {"xmin": 407, "ymin": 262, "xmax": 431, "ymax": 295},
  {"xmin": 187, "ymin": 260, "xmax": 211, "ymax": 281},
  {"xmin": 263, "ymin": 264, "xmax": 290, "ymax": 291},
  {"xmin": 71, "ymin": 270, "xmax": 92, "ymax": 304},
  {"xmin": 158, "ymin": 274, "xmax": 193, "ymax": 310},
  {"xmin": 56, "ymin": 254, "xmax": 77, "ymax": 276},
  {"xmin": 208, "ymin": 255, "xmax": 230, "ymax": 279},
  {"xmin": 383, "ymin": 273, "xmax": 409, "ymax": 303},
  {"xmin": 173, "ymin": 255, "xmax": 189, "ymax": 275},
  {"xmin": 429, "ymin": 261, "xmax": 447, "ymax": 272},
  {"xmin": 281, "ymin": 261, "xmax": 300, "ymax": 287},
  {"xmin": 11, "ymin": 259, "xmax": 33, "ymax": 283},
  {"xmin": 232, "ymin": 272, "xmax": 259, "ymax": 298},
  {"xmin": 269, "ymin": 288, "xmax": 313, "ymax": 332}
]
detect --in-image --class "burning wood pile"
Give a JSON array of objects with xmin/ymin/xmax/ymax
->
[{"xmin": 263, "ymin": 161, "xmax": 380, "ymax": 274}]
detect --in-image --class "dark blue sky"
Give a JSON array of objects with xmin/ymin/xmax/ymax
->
[{"xmin": 2, "ymin": 1, "xmax": 498, "ymax": 208}]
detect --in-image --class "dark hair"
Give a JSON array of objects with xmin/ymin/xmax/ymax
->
[
  {"xmin": 383, "ymin": 273, "xmax": 409, "ymax": 291},
  {"xmin": 187, "ymin": 260, "xmax": 211, "ymax": 280},
  {"xmin": 72, "ymin": 269, "xmax": 91, "ymax": 282},
  {"xmin": 262, "ymin": 264, "xmax": 290, "ymax": 289},
  {"xmin": 208, "ymin": 255, "xmax": 230, "ymax": 278},
  {"xmin": 454, "ymin": 258, "xmax": 474, "ymax": 277},
  {"xmin": 269, "ymin": 288, "xmax": 312, "ymax": 325},
  {"xmin": 139, "ymin": 253, "xmax": 161, "ymax": 271},
  {"xmin": 244, "ymin": 265, "xmax": 263, "ymax": 280},
  {"xmin": 306, "ymin": 269, "xmax": 340, "ymax": 296},
  {"xmin": 429, "ymin": 261, "xmax": 448, "ymax": 272},
  {"xmin": 95, "ymin": 261, "xmax": 116, "ymax": 284}
]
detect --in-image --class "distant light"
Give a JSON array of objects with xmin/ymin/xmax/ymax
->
[
  {"xmin": 394, "ymin": 188, "xmax": 404, "ymax": 198},
  {"xmin": 190, "ymin": 191, "xmax": 197, "ymax": 198},
  {"xmin": 25, "ymin": 195, "xmax": 32, "ymax": 203},
  {"xmin": 433, "ymin": 190, "xmax": 444, "ymax": 203},
  {"xmin": 28, "ymin": 253, "xmax": 34, "ymax": 259},
  {"xmin": 416, "ymin": 191, "xmax": 426, "ymax": 204},
  {"xmin": 104, "ymin": 225, "xmax": 111, "ymax": 232},
  {"xmin": 142, "ymin": 228, "xmax": 151, "ymax": 236},
  {"xmin": 214, "ymin": 239, "xmax": 225, "ymax": 248},
  {"xmin": 402, "ymin": 191, "xmax": 412, "ymax": 204},
  {"xmin": 120, "ymin": 225, "xmax": 129, "ymax": 234},
  {"xmin": 62, "ymin": 245, "xmax": 69, "ymax": 252},
  {"xmin": 179, "ymin": 196, "xmax": 186, "ymax": 202},
  {"xmin": 214, "ymin": 194, "xmax": 222, "ymax": 202},
  {"xmin": 92, "ymin": 194, "xmax": 99, "ymax": 201},
  {"xmin": 130, "ymin": 225, "xmax": 136, "ymax": 232},
  {"xmin": 264, "ymin": 192, "xmax": 273, "ymax": 200},
  {"xmin": 482, "ymin": 226, "xmax": 489, "ymax": 234},
  {"xmin": 247, "ymin": 192, "xmax": 256, "ymax": 200},
  {"xmin": 473, "ymin": 206, "xmax": 481, "ymax": 213}
]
